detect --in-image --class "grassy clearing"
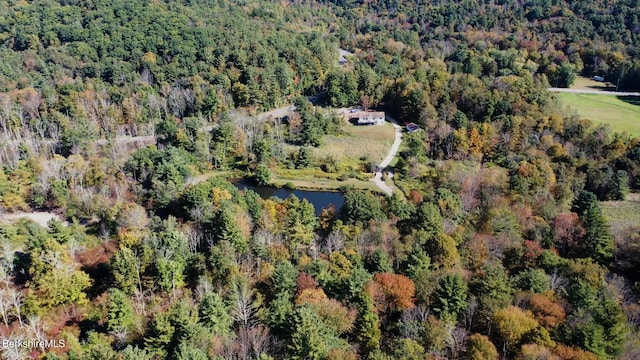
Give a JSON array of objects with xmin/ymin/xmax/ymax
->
[
  {"xmin": 571, "ymin": 76, "xmax": 615, "ymax": 91},
  {"xmin": 557, "ymin": 93, "xmax": 640, "ymax": 136},
  {"xmin": 273, "ymin": 121, "xmax": 397, "ymax": 192},
  {"xmin": 186, "ymin": 170, "xmax": 240, "ymax": 185},
  {"xmin": 601, "ymin": 193, "xmax": 640, "ymax": 231},
  {"xmin": 313, "ymin": 122, "xmax": 396, "ymax": 164},
  {"xmin": 270, "ymin": 176, "xmax": 383, "ymax": 193}
]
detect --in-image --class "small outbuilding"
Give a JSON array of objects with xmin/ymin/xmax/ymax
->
[{"xmin": 406, "ymin": 122, "xmax": 420, "ymax": 132}]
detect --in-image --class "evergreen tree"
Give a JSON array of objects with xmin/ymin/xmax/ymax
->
[
  {"xmin": 296, "ymin": 147, "xmax": 313, "ymax": 169},
  {"xmin": 106, "ymin": 288, "xmax": 135, "ymax": 334},
  {"xmin": 198, "ymin": 292, "xmax": 233, "ymax": 336},
  {"xmin": 288, "ymin": 306, "xmax": 348, "ymax": 360},
  {"xmin": 342, "ymin": 190, "xmax": 386, "ymax": 224},
  {"xmin": 571, "ymin": 191, "xmax": 614, "ymax": 264},
  {"xmin": 254, "ymin": 164, "xmax": 271, "ymax": 186},
  {"xmin": 431, "ymin": 274, "xmax": 468, "ymax": 322},
  {"xmin": 355, "ymin": 294, "xmax": 381, "ymax": 356}
]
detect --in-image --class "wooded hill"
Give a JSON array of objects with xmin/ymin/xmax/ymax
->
[{"xmin": 0, "ymin": 0, "xmax": 640, "ymax": 360}]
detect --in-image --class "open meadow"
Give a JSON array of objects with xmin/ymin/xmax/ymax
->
[
  {"xmin": 557, "ymin": 93, "xmax": 640, "ymax": 136},
  {"xmin": 601, "ymin": 193, "xmax": 640, "ymax": 233},
  {"xmin": 312, "ymin": 121, "xmax": 396, "ymax": 165},
  {"xmin": 275, "ymin": 120, "xmax": 396, "ymax": 190}
]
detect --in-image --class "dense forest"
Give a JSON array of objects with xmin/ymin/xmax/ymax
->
[{"xmin": 1, "ymin": 0, "xmax": 640, "ymax": 359}]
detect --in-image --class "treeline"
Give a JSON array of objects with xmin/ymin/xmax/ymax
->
[
  {"xmin": 0, "ymin": 0, "xmax": 339, "ymax": 162},
  {"xmin": 323, "ymin": 0, "xmax": 640, "ymax": 89},
  {"xmin": 1, "ymin": 0, "xmax": 640, "ymax": 359}
]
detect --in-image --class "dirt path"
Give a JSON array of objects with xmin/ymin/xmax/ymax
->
[
  {"xmin": 0, "ymin": 211, "xmax": 63, "ymax": 227},
  {"xmin": 547, "ymin": 88, "xmax": 640, "ymax": 96},
  {"xmin": 370, "ymin": 115, "xmax": 402, "ymax": 196}
]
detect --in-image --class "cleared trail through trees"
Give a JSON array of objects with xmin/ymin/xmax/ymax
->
[
  {"xmin": 370, "ymin": 115, "xmax": 403, "ymax": 196},
  {"xmin": 0, "ymin": 211, "xmax": 63, "ymax": 227}
]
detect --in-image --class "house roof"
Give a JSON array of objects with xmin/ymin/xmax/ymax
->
[
  {"xmin": 406, "ymin": 122, "xmax": 420, "ymax": 132},
  {"xmin": 351, "ymin": 111, "xmax": 385, "ymax": 119}
]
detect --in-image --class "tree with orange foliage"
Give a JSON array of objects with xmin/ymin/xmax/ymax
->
[
  {"xmin": 553, "ymin": 344, "xmax": 599, "ymax": 360},
  {"xmin": 295, "ymin": 288, "xmax": 356, "ymax": 335},
  {"xmin": 367, "ymin": 273, "xmax": 415, "ymax": 313},
  {"xmin": 527, "ymin": 293, "xmax": 566, "ymax": 329}
]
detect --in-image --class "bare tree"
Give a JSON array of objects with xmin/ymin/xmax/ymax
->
[
  {"xmin": 324, "ymin": 230, "xmax": 345, "ymax": 254},
  {"xmin": 0, "ymin": 289, "xmax": 10, "ymax": 327},
  {"xmin": 447, "ymin": 326, "xmax": 469, "ymax": 358},
  {"xmin": 26, "ymin": 315, "xmax": 47, "ymax": 354},
  {"xmin": 47, "ymin": 122, "xmax": 61, "ymax": 143},
  {"xmin": 148, "ymin": 93, "xmax": 168, "ymax": 120},
  {"xmin": 549, "ymin": 269, "xmax": 568, "ymax": 292},
  {"xmin": 67, "ymin": 235, "xmax": 85, "ymax": 259},
  {"xmin": 8, "ymin": 288, "xmax": 23, "ymax": 326},
  {"xmin": 237, "ymin": 325, "xmax": 271, "ymax": 360},
  {"xmin": 232, "ymin": 279, "xmax": 257, "ymax": 331},
  {"xmin": 462, "ymin": 296, "xmax": 479, "ymax": 331},
  {"xmin": 186, "ymin": 225, "xmax": 204, "ymax": 254},
  {"xmin": 0, "ymin": 331, "xmax": 30, "ymax": 360},
  {"xmin": 111, "ymin": 328, "xmax": 129, "ymax": 350},
  {"xmin": 195, "ymin": 276, "xmax": 214, "ymax": 301}
]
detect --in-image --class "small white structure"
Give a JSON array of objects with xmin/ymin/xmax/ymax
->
[{"xmin": 351, "ymin": 111, "xmax": 385, "ymax": 125}]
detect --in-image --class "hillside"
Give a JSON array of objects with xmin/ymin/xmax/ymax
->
[{"xmin": 1, "ymin": 1, "xmax": 640, "ymax": 359}]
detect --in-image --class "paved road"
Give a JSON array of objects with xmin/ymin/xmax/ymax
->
[
  {"xmin": 370, "ymin": 115, "xmax": 403, "ymax": 196},
  {"xmin": 547, "ymin": 88, "xmax": 640, "ymax": 96}
]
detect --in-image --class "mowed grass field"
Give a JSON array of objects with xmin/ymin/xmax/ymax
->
[{"xmin": 557, "ymin": 93, "xmax": 640, "ymax": 136}]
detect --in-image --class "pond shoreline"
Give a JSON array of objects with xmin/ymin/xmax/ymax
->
[{"xmin": 233, "ymin": 179, "xmax": 346, "ymax": 216}]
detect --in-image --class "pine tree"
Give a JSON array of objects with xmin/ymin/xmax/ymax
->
[
  {"xmin": 571, "ymin": 191, "xmax": 614, "ymax": 264},
  {"xmin": 107, "ymin": 288, "xmax": 135, "ymax": 334},
  {"xmin": 355, "ymin": 294, "xmax": 381, "ymax": 357},
  {"xmin": 198, "ymin": 292, "xmax": 233, "ymax": 336},
  {"xmin": 431, "ymin": 274, "xmax": 468, "ymax": 322}
]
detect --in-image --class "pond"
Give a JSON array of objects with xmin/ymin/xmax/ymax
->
[{"xmin": 233, "ymin": 180, "xmax": 345, "ymax": 216}]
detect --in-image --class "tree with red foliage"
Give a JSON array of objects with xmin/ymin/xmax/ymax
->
[
  {"xmin": 366, "ymin": 273, "xmax": 416, "ymax": 313},
  {"xmin": 522, "ymin": 240, "xmax": 545, "ymax": 268},
  {"xmin": 296, "ymin": 272, "xmax": 318, "ymax": 295},
  {"xmin": 553, "ymin": 212, "xmax": 586, "ymax": 257},
  {"xmin": 408, "ymin": 189, "xmax": 423, "ymax": 205}
]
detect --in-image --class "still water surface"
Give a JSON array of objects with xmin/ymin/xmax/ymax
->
[{"xmin": 233, "ymin": 180, "xmax": 345, "ymax": 215}]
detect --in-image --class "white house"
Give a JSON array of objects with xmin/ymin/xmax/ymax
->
[{"xmin": 351, "ymin": 111, "xmax": 385, "ymax": 125}]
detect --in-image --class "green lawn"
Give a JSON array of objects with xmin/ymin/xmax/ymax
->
[{"xmin": 557, "ymin": 93, "xmax": 640, "ymax": 136}]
